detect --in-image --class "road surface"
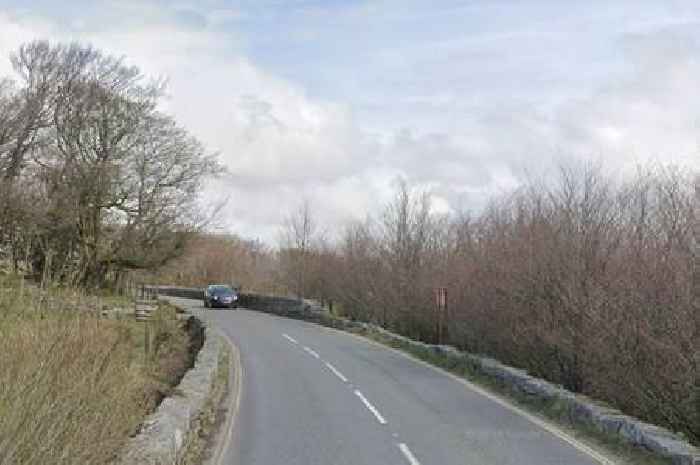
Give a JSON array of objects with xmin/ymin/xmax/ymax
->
[{"xmin": 170, "ymin": 297, "xmax": 609, "ymax": 465}]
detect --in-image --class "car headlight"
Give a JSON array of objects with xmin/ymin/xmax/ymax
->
[
  {"xmin": 233, "ymin": 295, "xmax": 238, "ymax": 300},
  {"xmin": 213, "ymin": 296, "xmax": 219, "ymax": 300}
]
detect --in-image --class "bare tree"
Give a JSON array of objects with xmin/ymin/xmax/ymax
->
[
  {"xmin": 378, "ymin": 179, "xmax": 436, "ymax": 336},
  {"xmin": 279, "ymin": 199, "xmax": 320, "ymax": 299},
  {"xmin": 0, "ymin": 40, "xmax": 218, "ymax": 286}
]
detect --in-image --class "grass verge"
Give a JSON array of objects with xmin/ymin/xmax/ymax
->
[{"xmin": 0, "ymin": 275, "xmax": 192, "ymax": 465}]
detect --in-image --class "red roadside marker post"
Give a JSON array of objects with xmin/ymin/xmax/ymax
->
[{"xmin": 433, "ymin": 287, "xmax": 448, "ymax": 344}]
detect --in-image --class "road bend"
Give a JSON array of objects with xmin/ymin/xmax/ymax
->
[{"xmin": 167, "ymin": 297, "xmax": 608, "ymax": 465}]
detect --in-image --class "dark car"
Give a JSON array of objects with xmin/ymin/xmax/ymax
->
[{"xmin": 203, "ymin": 284, "xmax": 239, "ymax": 309}]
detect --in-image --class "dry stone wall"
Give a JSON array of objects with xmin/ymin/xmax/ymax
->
[
  {"xmin": 151, "ymin": 286, "xmax": 700, "ymax": 465},
  {"xmin": 118, "ymin": 302, "xmax": 223, "ymax": 465}
]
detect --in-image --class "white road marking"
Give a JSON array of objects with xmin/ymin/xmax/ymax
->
[
  {"xmin": 354, "ymin": 390, "xmax": 387, "ymax": 425},
  {"xmin": 324, "ymin": 361, "xmax": 349, "ymax": 382},
  {"xmin": 282, "ymin": 333, "xmax": 298, "ymax": 344},
  {"xmin": 303, "ymin": 346, "xmax": 320, "ymax": 359},
  {"xmin": 398, "ymin": 443, "xmax": 421, "ymax": 465},
  {"xmin": 337, "ymin": 329, "xmax": 616, "ymax": 465}
]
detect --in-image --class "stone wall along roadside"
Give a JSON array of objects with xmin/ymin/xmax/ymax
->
[
  {"xmin": 117, "ymin": 308, "xmax": 224, "ymax": 465},
  {"xmin": 152, "ymin": 286, "xmax": 699, "ymax": 465}
]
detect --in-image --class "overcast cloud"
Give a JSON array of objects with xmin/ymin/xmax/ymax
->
[{"xmin": 1, "ymin": 1, "xmax": 698, "ymax": 242}]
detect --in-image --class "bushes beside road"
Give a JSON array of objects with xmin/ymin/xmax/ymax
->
[
  {"xmin": 277, "ymin": 165, "xmax": 698, "ymax": 447},
  {"xmin": 138, "ymin": 163, "xmax": 697, "ymax": 447}
]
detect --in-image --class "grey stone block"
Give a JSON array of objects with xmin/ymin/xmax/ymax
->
[
  {"xmin": 162, "ymin": 288, "xmax": 700, "ymax": 465},
  {"xmin": 304, "ymin": 305, "xmax": 700, "ymax": 464},
  {"xmin": 117, "ymin": 318, "xmax": 223, "ymax": 465}
]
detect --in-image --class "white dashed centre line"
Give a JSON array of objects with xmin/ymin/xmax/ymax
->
[
  {"xmin": 303, "ymin": 346, "xmax": 320, "ymax": 359},
  {"xmin": 398, "ymin": 443, "xmax": 421, "ymax": 465},
  {"xmin": 280, "ymin": 332, "xmax": 420, "ymax": 465},
  {"xmin": 324, "ymin": 361, "xmax": 349, "ymax": 383},
  {"xmin": 354, "ymin": 390, "xmax": 387, "ymax": 425}
]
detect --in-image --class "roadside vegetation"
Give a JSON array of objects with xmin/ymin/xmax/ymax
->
[
  {"xmin": 0, "ymin": 40, "xmax": 218, "ymax": 288},
  {"xmin": 13, "ymin": 27, "xmax": 685, "ymax": 452},
  {"xmin": 321, "ymin": 164, "xmax": 697, "ymax": 446},
  {"xmin": 0, "ymin": 40, "xmax": 216, "ymax": 463},
  {"xmin": 0, "ymin": 274, "xmax": 191, "ymax": 465},
  {"xmin": 165, "ymin": 164, "xmax": 697, "ymax": 447},
  {"xmin": 152, "ymin": 233, "xmax": 280, "ymax": 294}
]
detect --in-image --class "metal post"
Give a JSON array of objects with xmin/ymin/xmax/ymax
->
[
  {"xmin": 438, "ymin": 290, "xmax": 443, "ymax": 345},
  {"xmin": 433, "ymin": 287, "xmax": 448, "ymax": 345},
  {"xmin": 443, "ymin": 288, "xmax": 449, "ymax": 344}
]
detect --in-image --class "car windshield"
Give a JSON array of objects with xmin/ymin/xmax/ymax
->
[{"xmin": 209, "ymin": 285, "xmax": 234, "ymax": 295}]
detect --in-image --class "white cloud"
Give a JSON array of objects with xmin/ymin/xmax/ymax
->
[
  {"xmin": 0, "ymin": 9, "xmax": 379, "ymax": 240},
  {"xmin": 0, "ymin": 3, "xmax": 697, "ymax": 243},
  {"xmin": 551, "ymin": 29, "xmax": 700, "ymax": 168},
  {"xmin": 0, "ymin": 12, "xmax": 56, "ymax": 76}
]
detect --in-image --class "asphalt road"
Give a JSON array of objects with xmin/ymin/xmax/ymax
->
[{"xmin": 170, "ymin": 297, "xmax": 609, "ymax": 465}]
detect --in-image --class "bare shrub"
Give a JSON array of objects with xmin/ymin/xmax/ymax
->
[
  {"xmin": 150, "ymin": 233, "xmax": 279, "ymax": 293},
  {"xmin": 304, "ymin": 164, "xmax": 697, "ymax": 444}
]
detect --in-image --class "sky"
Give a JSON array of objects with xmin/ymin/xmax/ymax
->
[{"xmin": 0, "ymin": 0, "xmax": 698, "ymax": 242}]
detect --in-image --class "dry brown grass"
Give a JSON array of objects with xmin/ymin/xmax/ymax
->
[{"xmin": 0, "ymin": 276, "xmax": 191, "ymax": 465}]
